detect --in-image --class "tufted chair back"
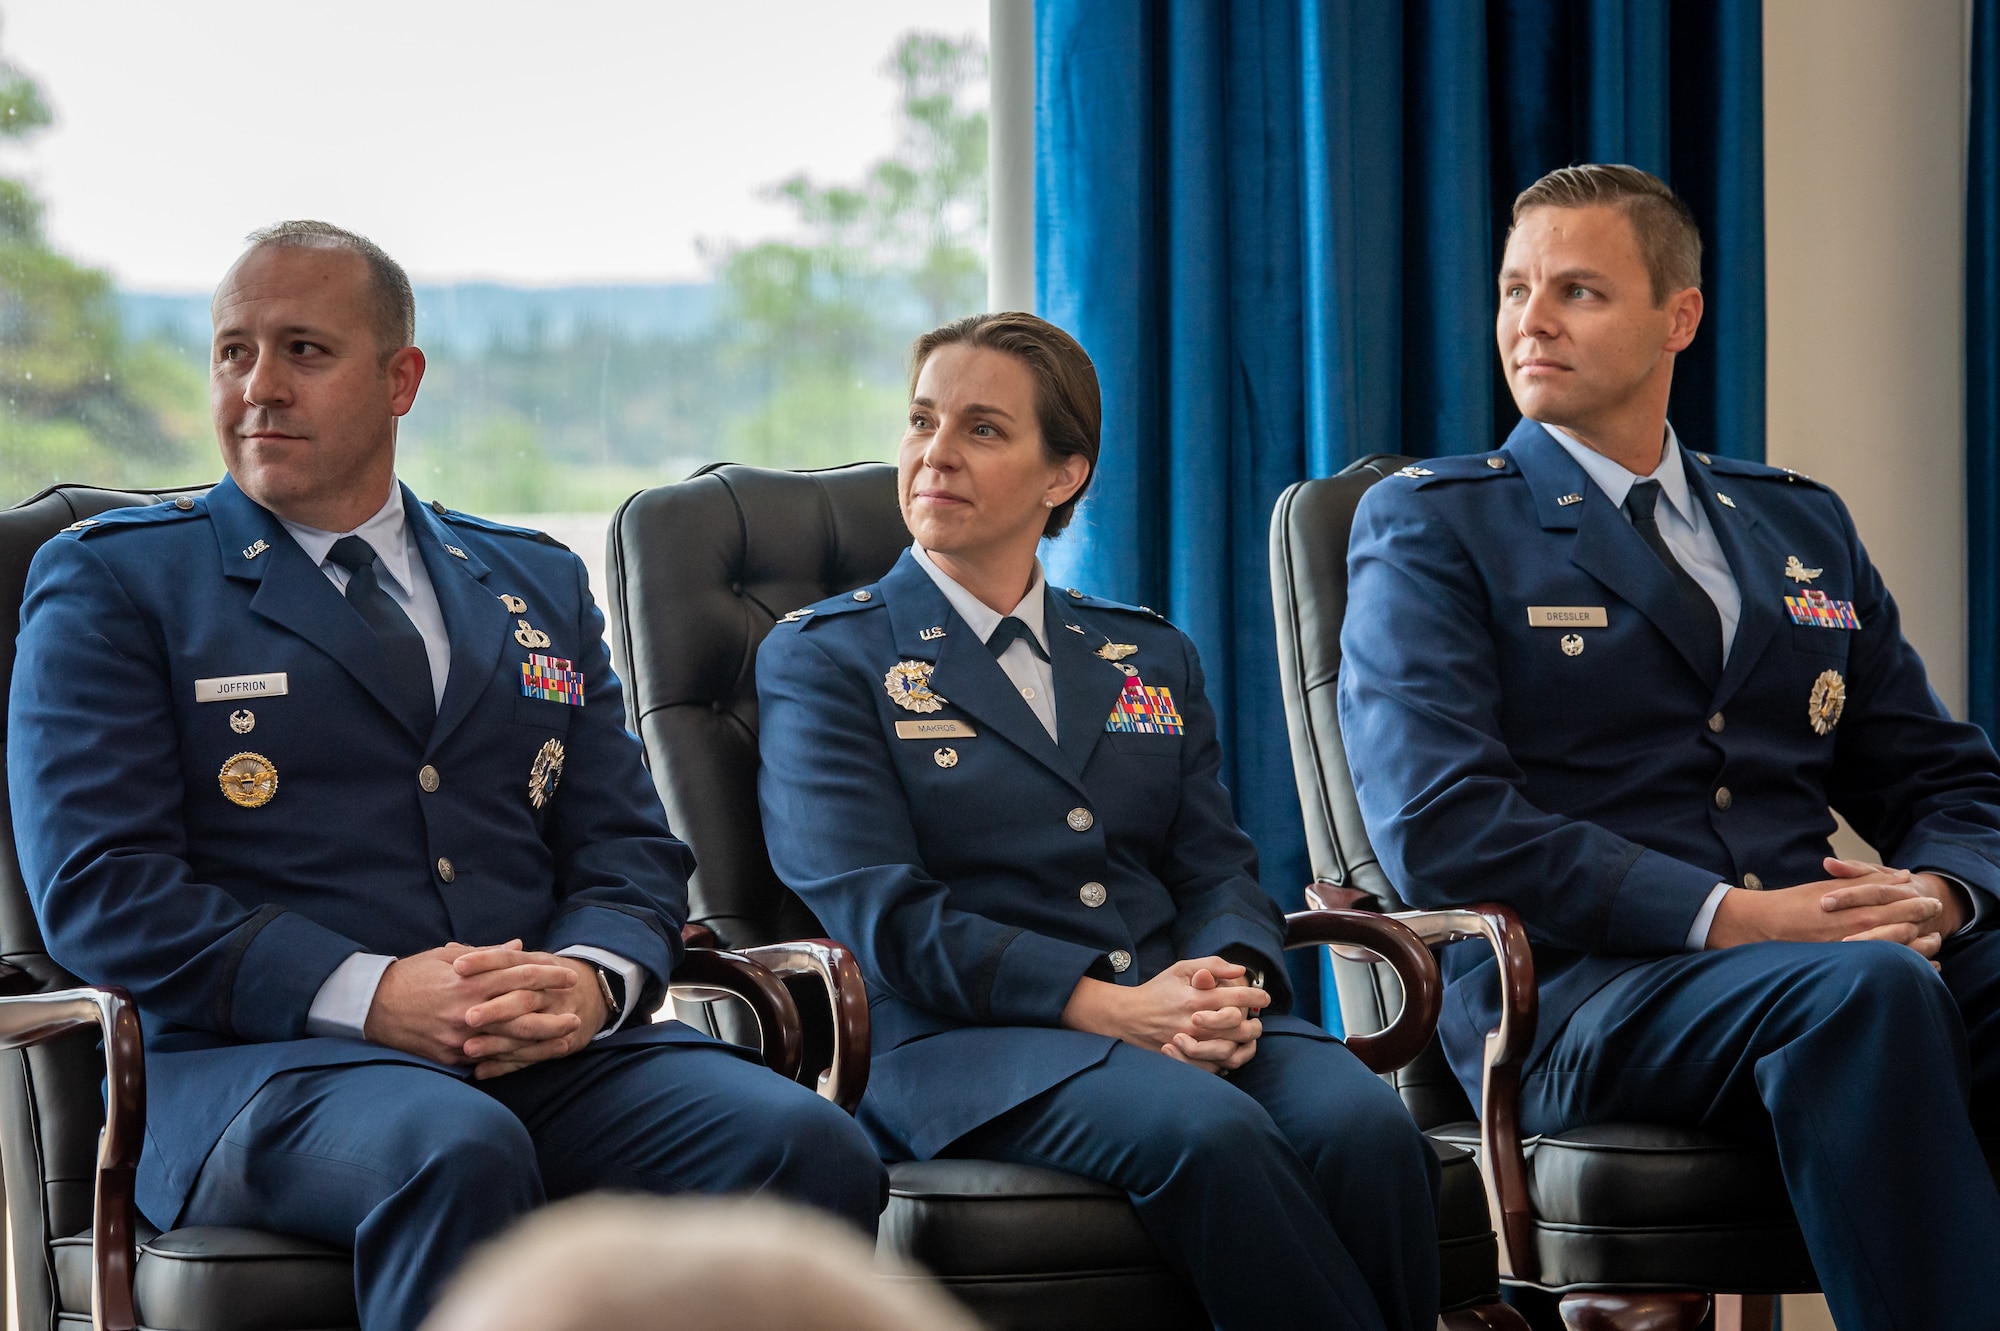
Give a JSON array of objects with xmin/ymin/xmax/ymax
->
[
  {"xmin": 0, "ymin": 483, "xmax": 215, "ymax": 1331},
  {"xmin": 604, "ymin": 463, "xmax": 909, "ymax": 953}
]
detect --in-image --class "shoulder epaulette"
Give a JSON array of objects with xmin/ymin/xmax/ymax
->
[
  {"xmin": 427, "ymin": 500, "xmax": 568, "ymax": 549},
  {"xmin": 60, "ymin": 496, "xmax": 206, "ymax": 539},
  {"xmin": 1059, "ymin": 587, "xmax": 1167, "ymax": 620},
  {"xmin": 784, "ymin": 585, "xmax": 886, "ymax": 627},
  {"xmin": 1688, "ymin": 452, "xmax": 1829, "ymax": 490},
  {"xmin": 1389, "ymin": 453, "xmax": 1517, "ymax": 488}
]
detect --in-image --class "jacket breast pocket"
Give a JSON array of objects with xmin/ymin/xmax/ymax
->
[
  {"xmin": 1788, "ymin": 624, "xmax": 1852, "ymax": 661},
  {"xmin": 1102, "ymin": 732, "xmax": 1181, "ymax": 758},
  {"xmin": 513, "ymin": 694, "xmax": 576, "ymax": 729}
]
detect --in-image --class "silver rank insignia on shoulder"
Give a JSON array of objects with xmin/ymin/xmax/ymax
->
[
  {"xmin": 1715, "ymin": 493, "xmax": 1737, "ymax": 508},
  {"xmin": 1556, "ymin": 493, "xmax": 1583, "ymax": 506},
  {"xmin": 500, "ymin": 594, "xmax": 527, "ymax": 614},
  {"xmin": 241, "ymin": 539, "xmax": 269, "ymax": 560},
  {"xmin": 1096, "ymin": 643, "xmax": 1138, "ymax": 662},
  {"xmin": 1395, "ymin": 466, "xmax": 1433, "ymax": 478},
  {"xmin": 64, "ymin": 519, "xmax": 98, "ymax": 533},
  {"xmin": 1784, "ymin": 556, "xmax": 1822, "ymax": 584},
  {"xmin": 779, "ymin": 608, "xmax": 814, "ymax": 624},
  {"xmin": 884, "ymin": 660, "xmax": 946, "ymax": 714},
  {"xmin": 1808, "ymin": 669, "xmax": 1846, "ymax": 735},
  {"xmin": 529, "ymin": 738, "xmax": 564, "ymax": 808},
  {"xmin": 919, "ymin": 626, "xmax": 946, "ymax": 641},
  {"xmin": 514, "ymin": 619, "xmax": 551, "ymax": 649}
]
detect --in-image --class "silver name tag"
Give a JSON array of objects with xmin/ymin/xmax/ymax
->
[
  {"xmin": 895, "ymin": 719, "xmax": 976, "ymax": 740},
  {"xmin": 1526, "ymin": 606, "xmax": 1608, "ymax": 628},
  {"xmin": 195, "ymin": 672, "xmax": 289, "ymax": 702}
]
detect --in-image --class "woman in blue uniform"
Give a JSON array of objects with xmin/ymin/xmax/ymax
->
[{"xmin": 756, "ymin": 313, "xmax": 1439, "ymax": 1331}]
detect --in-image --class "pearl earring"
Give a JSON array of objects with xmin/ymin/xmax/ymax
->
[{"xmin": 1043, "ymin": 499, "xmax": 1056, "ymax": 508}]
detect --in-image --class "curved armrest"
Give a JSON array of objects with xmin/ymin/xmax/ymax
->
[
  {"xmin": 1386, "ymin": 904, "xmax": 1539, "ymax": 1283},
  {"xmin": 1282, "ymin": 909, "xmax": 1440, "ymax": 1073},
  {"xmin": 669, "ymin": 950, "xmax": 804, "ymax": 1082},
  {"xmin": 0, "ymin": 985, "xmax": 144, "ymax": 1331},
  {"xmin": 739, "ymin": 940, "xmax": 871, "ymax": 1114}
]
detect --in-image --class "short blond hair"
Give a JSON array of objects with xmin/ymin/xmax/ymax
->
[
  {"xmin": 419, "ymin": 1195, "xmax": 981, "ymax": 1331},
  {"xmin": 1510, "ymin": 164, "xmax": 1703, "ymax": 304}
]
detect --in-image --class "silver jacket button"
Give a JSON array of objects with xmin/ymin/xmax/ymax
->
[
  {"xmin": 1080, "ymin": 882, "xmax": 1107, "ymax": 908},
  {"xmin": 1714, "ymin": 786, "xmax": 1733, "ymax": 811},
  {"xmin": 1742, "ymin": 872, "xmax": 1764, "ymax": 890},
  {"xmin": 419, "ymin": 765, "xmax": 440, "ymax": 793},
  {"xmin": 852, "ymin": 589, "xmax": 872, "ymax": 602},
  {"xmin": 436, "ymin": 857, "xmax": 456, "ymax": 883},
  {"xmin": 1066, "ymin": 807, "xmax": 1094, "ymax": 832},
  {"xmin": 1108, "ymin": 950, "xmax": 1132, "ymax": 973}
]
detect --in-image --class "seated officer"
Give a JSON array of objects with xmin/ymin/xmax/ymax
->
[
  {"xmin": 1340, "ymin": 164, "xmax": 2000, "ymax": 1330},
  {"xmin": 7, "ymin": 221, "xmax": 884, "ymax": 1331},
  {"xmin": 757, "ymin": 312, "xmax": 1441, "ymax": 1331}
]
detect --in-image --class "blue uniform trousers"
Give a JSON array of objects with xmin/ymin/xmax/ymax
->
[
  {"xmin": 176, "ymin": 1041, "xmax": 887, "ymax": 1331},
  {"xmin": 1519, "ymin": 936, "xmax": 2000, "ymax": 1331},
  {"xmin": 944, "ymin": 1034, "xmax": 1441, "ymax": 1331}
]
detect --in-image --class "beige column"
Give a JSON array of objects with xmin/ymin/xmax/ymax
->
[{"xmin": 1764, "ymin": 0, "xmax": 1970, "ymax": 720}]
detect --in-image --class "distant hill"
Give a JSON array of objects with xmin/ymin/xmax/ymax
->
[{"xmin": 119, "ymin": 281, "xmax": 720, "ymax": 354}]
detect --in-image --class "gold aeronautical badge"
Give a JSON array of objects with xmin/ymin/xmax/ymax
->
[
  {"xmin": 1808, "ymin": 669, "xmax": 1846, "ymax": 736},
  {"xmin": 1096, "ymin": 642, "xmax": 1138, "ymax": 662},
  {"xmin": 1784, "ymin": 557, "xmax": 1823, "ymax": 584},
  {"xmin": 529, "ymin": 738, "xmax": 565, "ymax": 808},
  {"xmin": 884, "ymin": 660, "xmax": 946, "ymax": 714},
  {"xmin": 219, "ymin": 752, "xmax": 278, "ymax": 808}
]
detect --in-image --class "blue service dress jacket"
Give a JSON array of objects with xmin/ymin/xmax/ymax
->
[
  {"xmin": 7, "ymin": 475, "xmax": 716, "ymax": 1227},
  {"xmin": 1338, "ymin": 418, "xmax": 2000, "ymax": 1098},
  {"xmin": 757, "ymin": 549, "xmax": 1329, "ymax": 1161}
]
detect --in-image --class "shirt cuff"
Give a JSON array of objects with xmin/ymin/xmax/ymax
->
[
  {"xmin": 1919, "ymin": 871, "xmax": 1991, "ymax": 936},
  {"xmin": 558, "ymin": 945, "xmax": 643, "ymax": 1037},
  {"xmin": 304, "ymin": 951, "xmax": 395, "ymax": 1040},
  {"xmin": 1685, "ymin": 883, "xmax": 1733, "ymax": 951}
]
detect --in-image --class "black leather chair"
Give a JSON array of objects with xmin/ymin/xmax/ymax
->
[
  {"xmin": 605, "ymin": 460, "xmax": 1527, "ymax": 1331},
  {"xmin": 0, "ymin": 482, "xmax": 826, "ymax": 1331},
  {"xmin": 1271, "ymin": 455, "xmax": 1839, "ymax": 1331}
]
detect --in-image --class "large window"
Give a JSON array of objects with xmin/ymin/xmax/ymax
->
[{"xmin": 0, "ymin": 2, "xmax": 987, "ymax": 588}]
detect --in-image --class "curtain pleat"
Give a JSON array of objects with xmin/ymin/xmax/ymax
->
[
  {"xmin": 1034, "ymin": 0, "xmax": 1764, "ymax": 1021},
  {"xmin": 1970, "ymin": 0, "xmax": 1998, "ymax": 737}
]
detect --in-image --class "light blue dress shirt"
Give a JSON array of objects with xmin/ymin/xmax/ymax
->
[
  {"xmin": 287, "ymin": 481, "xmax": 640, "ymax": 1041},
  {"xmin": 912, "ymin": 544, "xmax": 1058, "ymax": 740}
]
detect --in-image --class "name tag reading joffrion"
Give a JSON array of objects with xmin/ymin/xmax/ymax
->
[
  {"xmin": 195, "ymin": 672, "xmax": 289, "ymax": 703},
  {"xmin": 895, "ymin": 719, "xmax": 976, "ymax": 740},
  {"xmin": 1526, "ymin": 606, "xmax": 1608, "ymax": 629}
]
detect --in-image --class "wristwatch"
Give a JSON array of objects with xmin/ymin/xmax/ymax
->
[{"xmin": 589, "ymin": 964, "xmax": 624, "ymax": 1023}]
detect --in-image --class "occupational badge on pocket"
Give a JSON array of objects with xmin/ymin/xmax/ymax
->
[
  {"xmin": 529, "ymin": 738, "xmax": 565, "ymax": 808},
  {"xmin": 884, "ymin": 660, "xmax": 946, "ymax": 714},
  {"xmin": 1104, "ymin": 677, "xmax": 1184, "ymax": 735},
  {"xmin": 1808, "ymin": 670, "xmax": 1846, "ymax": 736},
  {"xmin": 219, "ymin": 752, "xmax": 278, "ymax": 808}
]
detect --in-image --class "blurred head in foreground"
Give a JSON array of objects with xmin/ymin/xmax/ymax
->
[{"xmin": 419, "ymin": 1194, "xmax": 982, "ymax": 1331}]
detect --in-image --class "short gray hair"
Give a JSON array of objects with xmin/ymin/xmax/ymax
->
[
  {"xmin": 240, "ymin": 220, "xmax": 416, "ymax": 354},
  {"xmin": 1510, "ymin": 164, "xmax": 1703, "ymax": 304}
]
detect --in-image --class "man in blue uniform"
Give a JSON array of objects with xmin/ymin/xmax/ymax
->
[
  {"xmin": 1339, "ymin": 165, "xmax": 2000, "ymax": 1329},
  {"xmin": 7, "ymin": 222, "xmax": 883, "ymax": 1331}
]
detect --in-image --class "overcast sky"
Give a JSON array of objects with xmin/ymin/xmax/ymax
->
[{"xmin": 0, "ymin": 1, "xmax": 987, "ymax": 292}]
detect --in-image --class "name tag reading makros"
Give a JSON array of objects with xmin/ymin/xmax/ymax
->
[
  {"xmin": 195, "ymin": 673, "xmax": 289, "ymax": 703},
  {"xmin": 1526, "ymin": 606, "xmax": 1608, "ymax": 629},
  {"xmin": 895, "ymin": 719, "xmax": 976, "ymax": 740}
]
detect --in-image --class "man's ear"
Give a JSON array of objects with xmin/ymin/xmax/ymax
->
[
  {"xmin": 387, "ymin": 346, "xmax": 427, "ymax": 417},
  {"xmin": 1663, "ymin": 287, "xmax": 1704, "ymax": 355}
]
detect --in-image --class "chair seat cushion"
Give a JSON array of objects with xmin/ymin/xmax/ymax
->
[{"xmin": 55, "ymin": 1226, "xmax": 355, "ymax": 1331}]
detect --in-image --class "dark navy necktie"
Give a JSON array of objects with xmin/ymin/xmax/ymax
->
[
  {"xmin": 986, "ymin": 615, "xmax": 1050, "ymax": 662},
  {"xmin": 1623, "ymin": 480, "xmax": 1723, "ymax": 680},
  {"xmin": 327, "ymin": 535, "xmax": 435, "ymax": 731}
]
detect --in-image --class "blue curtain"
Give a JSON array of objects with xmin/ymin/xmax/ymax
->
[
  {"xmin": 1971, "ymin": 0, "xmax": 1999, "ymax": 738},
  {"xmin": 1034, "ymin": 0, "xmax": 1764, "ymax": 1021}
]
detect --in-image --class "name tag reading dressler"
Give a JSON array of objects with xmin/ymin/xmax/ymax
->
[
  {"xmin": 895, "ymin": 719, "xmax": 976, "ymax": 740},
  {"xmin": 195, "ymin": 673, "xmax": 289, "ymax": 703},
  {"xmin": 1526, "ymin": 606, "xmax": 1608, "ymax": 629}
]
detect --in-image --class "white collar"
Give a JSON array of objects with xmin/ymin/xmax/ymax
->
[
  {"xmin": 279, "ymin": 481, "xmax": 416, "ymax": 598},
  {"xmin": 910, "ymin": 545, "xmax": 1048, "ymax": 650},
  {"xmin": 1540, "ymin": 421, "xmax": 1698, "ymax": 528}
]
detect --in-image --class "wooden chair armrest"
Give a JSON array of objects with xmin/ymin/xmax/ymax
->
[
  {"xmin": 738, "ymin": 940, "xmax": 871, "ymax": 1114},
  {"xmin": 0, "ymin": 985, "xmax": 143, "ymax": 1331},
  {"xmin": 1282, "ymin": 909, "xmax": 1440, "ymax": 1072},
  {"xmin": 1382, "ymin": 903, "xmax": 1539, "ymax": 1283},
  {"xmin": 669, "ymin": 950, "xmax": 804, "ymax": 1082}
]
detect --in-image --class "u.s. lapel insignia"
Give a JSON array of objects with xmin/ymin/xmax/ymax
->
[
  {"xmin": 1096, "ymin": 642, "xmax": 1138, "ymax": 663},
  {"xmin": 500, "ymin": 594, "xmax": 527, "ymax": 614},
  {"xmin": 513, "ymin": 618, "xmax": 552, "ymax": 649},
  {"xmin": 1808, "ymin": 669, "xmax": 1846, "ymax": 736},
  {"xmin": 1784, "ymin": 557, "xmax": 1822, "ymax": 584},
  {"xmin": 241, "ymin": 539, "xmax": 269, "ymax": 560},
  {"xmin": 919, "ymin": 626, "xmax": 946, "ymax": 641},
  {"xmin": 218, "ymin": 752, "xmax": 278, "ymax": 808},
  {"xmin": 1715, "ymin": 492, "xmax": 1737, "ymax": 508},
  {"xmin": 445, "ymin": 545, "xmax": 469, "ymax": 560},
  {"xmin": 884, "ymin": 660, "xmax": 946, "ymax": 714},
  {"xmin": 1556, "ymin": 493, "xmax": 1584, "ymax": 506},
  {"xmin": 529, "ymin": 738, "xmax": 565, "ymax": 808}
]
